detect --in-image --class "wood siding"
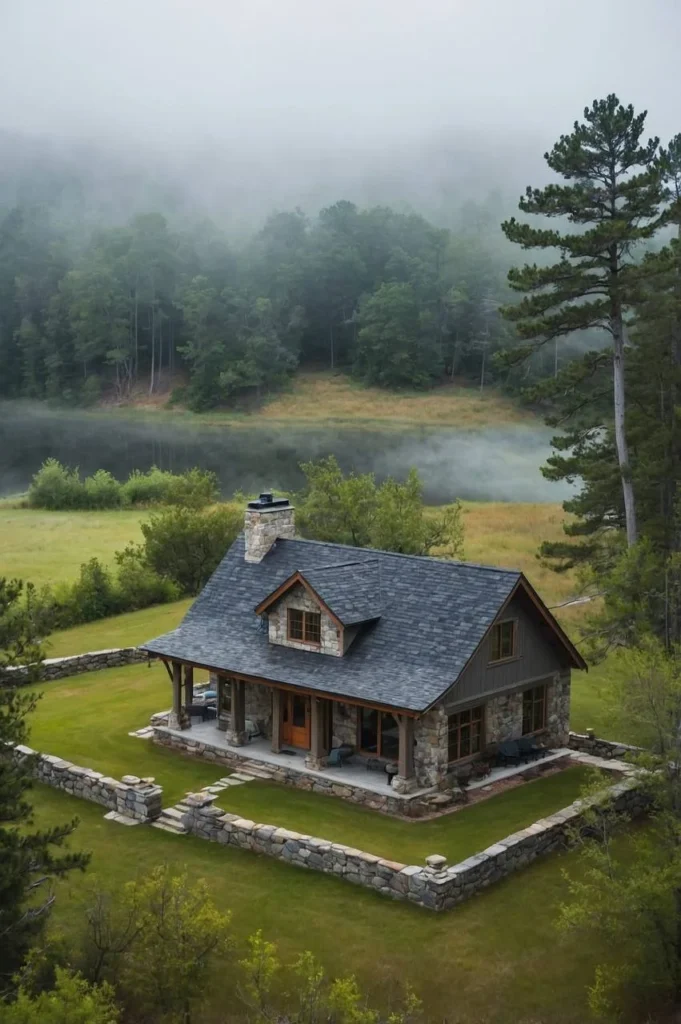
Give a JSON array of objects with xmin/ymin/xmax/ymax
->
[{"xmin": 442, "ymin": 590, "xmax": 571, "ymax": 711}]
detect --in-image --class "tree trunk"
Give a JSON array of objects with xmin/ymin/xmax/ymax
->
[
  {"xmin": 148, "ymin": 308, "xmax": 155, "ymax": 396},
  {"xmin": 612, "ymin": 312, "xmax": 638, "ymax": 546}
]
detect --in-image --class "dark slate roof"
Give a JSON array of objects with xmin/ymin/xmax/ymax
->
[
  {"xmin": 297, "ymin": 559, "xmax": 382, "ymax": 625},
  {"xmin": 141, "ymin": 534, "xmax": 524, "ymax": 712}
]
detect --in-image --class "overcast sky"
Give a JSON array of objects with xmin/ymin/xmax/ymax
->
[{"xmin": 2, "ymin": 0, "xmax": 679, "ymax": 150}]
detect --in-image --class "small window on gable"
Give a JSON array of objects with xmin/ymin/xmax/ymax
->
[
  {"xmin": 287, "ymin": 608, "xmax": 321, "ymax": 645},
  {"xmin": 490, "ymin": 620, "xmax": 516, "ymax": 662}
]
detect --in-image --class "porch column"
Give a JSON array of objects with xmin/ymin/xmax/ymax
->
[
  {"xmin": 216, "ymin": 676, "xmax": 228, "ymax": 731},
  {"xmin": 305, "ymin": 696, "xmax": 330, "ymax": 770},
  {"xmin": 168, "ymin": 661, "xmax": 190, "ymax": 731},
  {"xmin": 392, "ymin": 714, "xmax": 416, "ymax": 794},
  {"xmin": 183, "ymin": 665, "xmax": 194, "ymax": 708},
  {"xmin": 226, "ymin": 679, "xmax": 247, "ymax": 746},
  {"xmin": 271, "ymin": 689, "xmax": 282, "ymax": 753}
]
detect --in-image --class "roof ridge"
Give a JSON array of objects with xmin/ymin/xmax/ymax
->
[
  {"xmin": 275, "ymin": 536, "xmax": 522, "ymax": 576},
  {"xmin": 302, "ymin": 558, "xmax": 379, "ymax": 572}
]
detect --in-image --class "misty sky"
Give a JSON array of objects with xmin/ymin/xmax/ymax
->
[{"xmin": 2, "ymin": 0, "xmax": 680, "ymax": 154}]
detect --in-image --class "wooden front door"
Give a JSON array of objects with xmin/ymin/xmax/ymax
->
[{"xmin": 281, "ymin": 692, "xmax": 311, "ymax": 749}]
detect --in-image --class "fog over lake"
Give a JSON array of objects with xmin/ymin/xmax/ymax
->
[{"xmin": 0, "ymin": 405, "xmax": 571, "ymax": 505}]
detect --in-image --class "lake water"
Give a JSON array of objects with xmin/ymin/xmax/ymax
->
[{"xmin": 0, "ymin": 403, "xmax": 571, "ymax": 505}]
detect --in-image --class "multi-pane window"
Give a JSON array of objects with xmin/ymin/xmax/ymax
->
[
  {"xmin": 447, "ymin": 706, "xmax": 483, "ymax": 762},
  {"xmin": 522, "ymin": 685, "xmax": 546, "ymax": 734},
  {"xmin": 490, "ymin": 620, "xmax": 516, "ymax": 662},
  {"xmin": 287, "ymin": 608, "xmax": 321, "ymax": 645},
  {"xmin": 359, "ymin": 708, "xmax": 400, "ymax": 759}
]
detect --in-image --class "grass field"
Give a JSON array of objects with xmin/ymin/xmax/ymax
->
[
  {"xmin": 113, "ymin": 370, "xmax": 534, "ymax": 429},
  {"xmin": 30, "ymin": 781, "xmax": 622, "ymax": 1023}
]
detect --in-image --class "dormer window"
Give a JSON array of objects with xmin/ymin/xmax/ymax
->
[{"xmin": 288, "ymin": 608, "xmax": 321, "ymax": 645}]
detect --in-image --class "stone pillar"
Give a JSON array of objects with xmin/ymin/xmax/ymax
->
[
  {"xmin": 271, "ymin": 688, "xmax": 282, "ymax": 753},
  {"xmin": 392, "ymin": 715, "xmax": 416, "ymax": 794},
  {"xmin": 216, "ymin": 676, "xmax": 228, "ymax": 732},
  {"xmin": 305, "ymin": 696, "xmax": 330, "ymax": 770},
  {"xmin": 183, "ymin": 664, "xmax": 194, "ymax": 708},
  {"xmin": 226, "ymin": 679, "xmax": 247, "ymax": 745},
  {"xmin": 168, "ymin": 661, "xmax": 190, "ymax": 730}
]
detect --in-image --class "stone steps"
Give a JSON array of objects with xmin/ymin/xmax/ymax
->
[{"xmin": 151, "ymin": 806, "xmax": 189, "ymax": 835}]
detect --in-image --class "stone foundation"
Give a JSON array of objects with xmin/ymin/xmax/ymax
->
[
  {"xmin": 180, "ymin": 763, "xmax": 648, "ymax": 912},
  {"xmin": 2, "ymin": 647, "xmax": 148, "ymax": 685},
  {"xmin": 12, "ymin": 744, "xmax": 162, "ymax": 822}
]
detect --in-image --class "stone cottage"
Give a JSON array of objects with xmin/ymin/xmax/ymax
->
[{"xmin": 142, "ymin": 493, "xmax": 585, "ymax": 802}]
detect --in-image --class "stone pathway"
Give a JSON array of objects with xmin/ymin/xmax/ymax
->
[
  {"xmin": 128, "ymin": 726, "xmax": 155, "ymax": 739},
  {"xmin": 149, "ymin": 773, "xmax": 258, "ymax": 835}
]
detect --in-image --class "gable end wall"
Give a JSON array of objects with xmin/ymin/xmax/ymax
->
[{"xmin": 268, "ymin": 583, "xmax": 342, "ymax": 656}]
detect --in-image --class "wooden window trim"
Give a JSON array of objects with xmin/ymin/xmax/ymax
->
[
  {"xmin": 447, "ymin": 704, "xmax": 484, "ymax": 764},
  {"xmin": 489, "ymin": 619, "xmax": 519, "ymax": 665},
  {"xmin": 357, "ymin": 708, "xmax": 399, "ymax": 759},
  {"xmin": 287, "ymin": 608, "xmax": 321, "ymax": 647},
  {"xmin": 522, "ymin": 684, "xmax": 547, "ymax": 735}
]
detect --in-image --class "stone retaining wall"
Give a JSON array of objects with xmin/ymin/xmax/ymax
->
[
  {"xmin": 568, "ymin": 731, "xmax": 642, "ymax": 760},
  {"xmin": 153, "ymin": 726, "xmax": 436, "ymax": 817},
  {"xmin": 12, "ymin": 744, "xmax": 162, "ymax": 822},
  {"xmin": 2, "ymin": 647, "xmax": 147, "ymax": 684},
  {"xmin": 179, "ymin": 770, "xmax": 648, "ymax": 911}
]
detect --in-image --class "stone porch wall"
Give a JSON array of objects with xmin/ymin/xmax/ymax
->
[
  {"xmin": 11, "ymin": 744, "xmax": 162, "ymax": 822},
  {"xmin": 1, "ymin": 647, "xmax": 147, "ymax": 685},
  {"xmin": 414, "ymin": 709, "xmax": 448, "ymax": 788},
  {"xmin": 153, "ymin": 726, "xmax": 434, "ymax": 817},
  {"xmin": 268, "ymin": 583, "xmax": 341, "ymax": 656},
  {"xmin": 569, "ymin": 732, "xmax": 642, "ymax": 760},
  {"xmin": 180, "ymin": 764, "xmax": 647, "ymax": 912}
]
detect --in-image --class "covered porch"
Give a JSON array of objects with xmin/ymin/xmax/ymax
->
[{"xmin": 163, "ymin": 659, "xmax": 421, "ymax": 794}]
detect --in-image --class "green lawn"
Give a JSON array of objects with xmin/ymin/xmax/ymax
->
[
  {"xmin": 44, "ymin": 600, "xmax": 192, "ymax": 658},
  {"xmin": 29, "ymin": 662, "xmax": 595, "ymax": 864},
  {"xmin": 0, "ymin": 507, "xmax": 145, "ymax": 586},
  {"xmin": 30, "ymin": 782, "xmax": 615, "ymax": 1024}
]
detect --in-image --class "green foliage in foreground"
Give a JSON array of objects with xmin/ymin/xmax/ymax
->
[
  {"xmin": 1, "ymin": 969, "xmax": 119, "ymax": 1024},
  {"xmin": 296, "ymin": 456, "xmax": 464, "ymax": 557},
  {"xmin": 0, "ymin": 579, "xmax": 89, "ymax": 991},
  {"xmin": 28, "ymin": 460, "xmax": 219, "ymax": 511}
]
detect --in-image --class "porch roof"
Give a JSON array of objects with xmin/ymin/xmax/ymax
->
[{"xmin": 142, "ymin": 534, "xmax": 528, "ymax": 712}]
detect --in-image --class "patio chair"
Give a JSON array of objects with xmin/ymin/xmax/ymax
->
[
  {"xmin": 497, "ymin": 740, "xmax": 523, "ymax": 766},
  {"xmin": 327, "ymin": 747, "xmax": 345, "ymax": 768},
  {"xmin": 517, "ymin": 736, "xmax": 546, "ymax": 761}
]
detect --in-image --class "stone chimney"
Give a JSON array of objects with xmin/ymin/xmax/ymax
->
[{"xmin": 244, "ymin": 492, "xmax": 295, "ymax": 563}]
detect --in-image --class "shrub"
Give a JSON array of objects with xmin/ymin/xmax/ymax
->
[
  {"xmin": 83, "ymin": 470, "xmax": 122, "ymax": 509},
  {"xmin": 61, "ymin": 559, "xmax": 121, "ymax": 624},
  {"xmin": 163, "ymin": 467, "xmax": 219, "ymax": 508},
  {"xmin": 120, "ymin": 467, "xmax": 174, "ymax": 506},
  {"xmin": 28, "ymin": 459, "xmax": 84, "ymax": 510},
  {"xmin": 140, "ymin": 503, "xmax": 242, "ymax": 594},
  {"xmin": 114, "ymin": 547, "xmax": 181, "ymax": 610}
]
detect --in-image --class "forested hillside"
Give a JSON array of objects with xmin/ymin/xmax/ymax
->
[{"xmin": 0, "ymin": 186, "xmax": 579, "ymax": 411}]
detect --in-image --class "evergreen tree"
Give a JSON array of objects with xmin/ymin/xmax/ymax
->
[
  {"xmin": 501, "ymin": 95, "xmax": 664, "ymax": 546},
  {"xmin": 0, "ymin": 578, "xmax": 89, "ymax": 990}
]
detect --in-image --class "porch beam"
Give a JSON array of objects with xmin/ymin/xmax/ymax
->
[
  {"xmin": 226, "ymin": 679, "xmax": 247, "ymax": 746},
  {"xmin": 168, "ymin": 661, "xmax": 190, "ymax": 731},
  {"xmin": 183, "ymin": 664, "xmax": 194, "ymax": 707},
  {"xmin": 392, "ymin": 714, "xmax": 416, "ymax": 794},
  {"xmin": 271, "ymin": 689, "xmax": 282, "ymax": 753},
  {"xmin": 305, "ymin": 696, "xmax": 330, "ymax": 770}
]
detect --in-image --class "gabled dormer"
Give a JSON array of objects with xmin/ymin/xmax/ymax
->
[{"xmin": 254, "ymin": 560, "xmax": 382, "ymax": 657}]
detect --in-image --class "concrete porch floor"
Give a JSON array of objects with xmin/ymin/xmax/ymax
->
[
  {"xmin": 466, "ymin": 748, "xmax": 572, "ymax": 791},
  {"xmin": 162, "ymin": 720, "xmax": 435, "ymax": 800}
]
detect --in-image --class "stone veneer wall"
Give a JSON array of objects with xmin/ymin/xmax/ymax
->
[
  {"xmin": 332, "ymin": 701, "xmax": 358, "ymax": 748},
  {"xmin": 244, "ymin": 506, "xmax": 296, "ymax": 563},
  {"xmin": 480, "ymin": 669, "xmax": 572, "ymax": 749},
  {"xmin": 414, "ymin": 709, "xmax": 448, "ymax": 788},
  {"xmin": 11, "ymin": 744, "xmax": 162, "ymax": 821},
  {"xmin": 268, "ymin": 583, "xmax": 341, "ymax": 656},
  {"xmin": 180, "ymin": 769, "xmax": 648, "ymax": 912},
  {"xmin": 2, "ymin": 647, "xmax": 147, "ymax": 685},
  {"xmin": 245, "ymin": 682, "xmax": 274, "ymax": 735}
]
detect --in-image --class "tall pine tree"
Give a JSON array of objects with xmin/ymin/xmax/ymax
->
[{"xmin": 501, "ymin": 95, "xmax": 664, "ymax": 546}]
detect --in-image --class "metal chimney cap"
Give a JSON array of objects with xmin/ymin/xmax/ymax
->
[{"xmin": 247, "ymin": 492, "xmax": 290, "ymax": 511}]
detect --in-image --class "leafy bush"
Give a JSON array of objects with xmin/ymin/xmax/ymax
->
[
  {"xmin": 27, "ymin": 459, "xmax": 83, "ymax": 510},
  {"xmin": 114, "ymin": 547, "xmax": 180, "ymax": 610},
  {"xmin": 60, "ymin": 559, "xmax": 121, "ymax": 624},
  {"xmin": 139, "ymin": 503, "xmax": 242, "ymax": 594},
  {"xmin": 83, "ymin": 470, "xmax": 121, "ymax": 509},
  {"xmin": 119, "ymin": 467, "xmax": 174, "ymax": 506},
  {"xmin": 162, "ymin": 467, "xmax": 218, "ymax": 508}
]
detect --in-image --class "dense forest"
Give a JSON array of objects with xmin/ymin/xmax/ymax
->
[{"xmin": 0, "ymin": 170, "xmax": 582, "ymax": 410}]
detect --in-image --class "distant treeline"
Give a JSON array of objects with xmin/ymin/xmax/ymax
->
[
  {"xmin": 0, "ymin": 198, "xmax": 576, "ymax": 411},
  {"xmin": 27, "ymin": 460, "xmax": 218, "ymax": 510}
]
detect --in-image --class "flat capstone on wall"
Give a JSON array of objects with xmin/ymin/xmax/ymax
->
[
  {"xmin": 569, "ymin": 731, "xmax": 642, "ymax": 760},
  {"xmin": 2, "ymin": 647, "xmax": 148, "ymax": 685}
]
